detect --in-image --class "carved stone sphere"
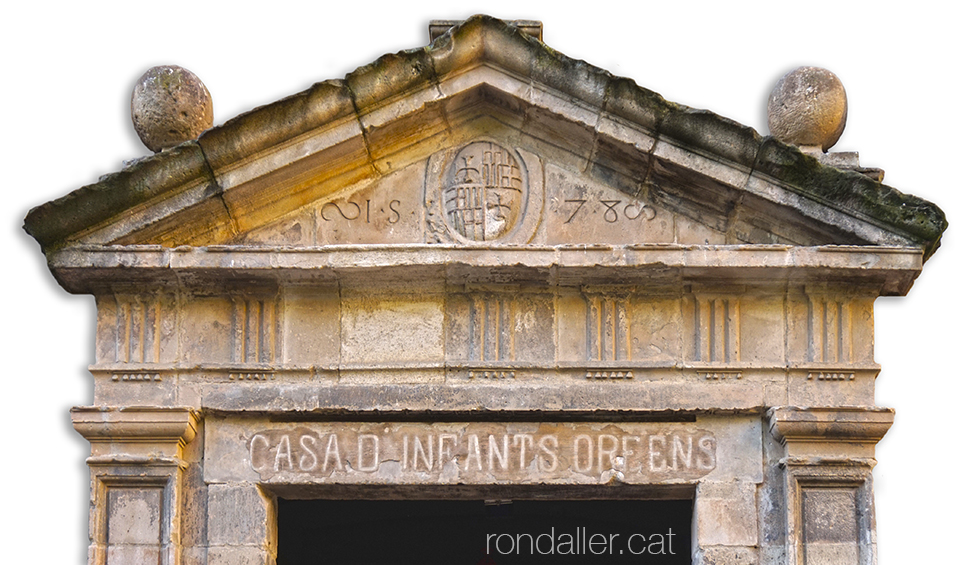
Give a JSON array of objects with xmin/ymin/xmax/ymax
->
[
  {"xmin": 767, "ymin": 66, "xmax": 847, "ymax": 152},
  {"xmin": 131, "ymin": 65, "xmax": 213, "ymax": 152}
]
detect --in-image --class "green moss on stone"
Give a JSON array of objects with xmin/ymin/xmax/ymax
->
[
  {"xmin": 24, "ymin": 142, "xmax": 215, "ymax": 252},
  {"xmin": 754, "ymin": 138, "xmax": 947, "ymax": 257},
  {"xmin": 660, "ymin": 108, "xmax": 763, "ymax": 168},
  {"xmin": 23, "ymin": 14, "xmax": 949, "ymax": 263}
]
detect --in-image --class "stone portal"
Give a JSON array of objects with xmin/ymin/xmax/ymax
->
[{"xmin": 24, "ymin": 15, "xmax": 946, "ymax": 565}]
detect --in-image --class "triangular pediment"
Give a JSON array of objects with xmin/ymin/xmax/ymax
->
[
  {"xmin": 221, "ymin": 147, "xmax": 841, "ymax": 249},
  {"xmin": 230, "ymin": 153, "xmax": 728, "ymax": 248},
  {"xmin": 25, "ymin": 15, "xmax": 945, "ymax": 258}
]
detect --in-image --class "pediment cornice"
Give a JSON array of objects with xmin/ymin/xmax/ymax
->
[{"xmin": 24, "ymin": 15, "xmax": 946, "ymax": 267}]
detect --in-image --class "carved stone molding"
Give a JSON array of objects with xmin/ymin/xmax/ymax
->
[
  {"xmin": 768, "ymin": 406, "xmax": 894, "ymax": 461},
  {"xmin": 72, "ymin": 407, "xmax": 200, "ymax": 565},
  {"xmin": 780, "ymin": 462, "xmax": 879, "ymax": 565},
  {"xmin": 20, "ymin": 14, "xmax": 949, "ymax": 565},
  {"xmin": 768, "ymin": 406, "xmax": 894, "ymax": 443},
  {"xmin": 72, "ymin": 406, "xmax": 199, "ymax": 461}
]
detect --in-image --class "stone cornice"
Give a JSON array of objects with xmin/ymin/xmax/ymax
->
[
  {"xmin": 768, "ymin": 406, "xmax": 894, "ymax": 445},
  {"xmin": 23, "ymin": 16, "xmax": 946, "ymax": 261},
  {"xmin": 48, "ymin": 243, "xmax": 922, "ymax": 295},
  {"xmin": 71, "ymin": 406, "xmax": 199, "ymax": 459}
]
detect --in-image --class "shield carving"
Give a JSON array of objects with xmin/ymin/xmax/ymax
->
[{"xmin": 443, "ymin": 142, "xmax": 526, "ymax": 241}]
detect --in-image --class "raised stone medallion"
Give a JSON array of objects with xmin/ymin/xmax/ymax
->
[{"xmin": 443, "ymin": 141, "xmax": 526, "ymax": 241}]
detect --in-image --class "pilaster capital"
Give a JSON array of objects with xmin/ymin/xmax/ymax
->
[
  {"xmin": 71, "ymin": 406, "xmax": 199, "ymax": 461},
  {"xmin": 768, "ymin": 406, "xmax": 894, "ymax": 461}
]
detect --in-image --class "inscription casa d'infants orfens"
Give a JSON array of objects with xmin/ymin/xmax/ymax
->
[{"xmin": 248, "ymin": 423, "xmax": 716, "ymax": 483}]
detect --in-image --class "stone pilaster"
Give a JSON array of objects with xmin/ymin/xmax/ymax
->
[
  {"xmin": 72, "ymin": 407, "xmax": 199, "ymax": 565},
  {"xmin": 768, "ymin": 407, "xmax": 893, "ymax": 565}
]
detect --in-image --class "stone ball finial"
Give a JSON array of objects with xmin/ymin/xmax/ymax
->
[
  {"xmin": 767, "ymin": 66, "xmax": 847, "ymax": 152},
  {"xmin": 131, "ymin": 65, "xmax": 213, "ymax": 153}
]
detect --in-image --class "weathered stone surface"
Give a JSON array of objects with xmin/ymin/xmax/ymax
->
[
  {"xmin": 242, "ymin": 422, "xmax": 717, "ymax": 485},
  {"xmin": 107, "ymin": 487, "xmax": 162, "ymax": 544},
  {"xmin": 662, "ymin": 107, "xmax": 763, "ymax": 169},
  {"xmin": 206, "ymin": 547, "xmax": 274, "ymax": 565},
  {"xmin": 695, "ymin": 481, "xmax": 758, "ymax": 546},
  {"xmin": 22, "ymin": 17, "xmax": 946, "ymax": 257},
  {"xmin": 207, "ymin": 484, "xmax": 275, "ymax": 546},
  {"xmin": 753, "ymin": 137, "xmax": 946, "ymax": 258},
  {"xmin": 198, "ymin": 79, "xmax": 354, "ymax": 172},
  {"xmin": 23, "ymin": 142, "xmax": 215, "ymax": 252},
  {"xmin": 71, "ymin": 406, "xmax": 199, "ymax": 563},
  {"xmin": 340, "ymin": 290, "xmax": 444, "ymax": 365},
  {"xmin": 769, "ymin": 406, "xmax": 894, "ymax": 459},
  {"xmin": 132, "ymin": 65, "xmax": 213, "ymax": 152},
  {"xmin": 22, "ymin": 14, "xmax": 945, "ymax": 565},
  {"xmin": 429, "ymin": 19, "xmax": 543, "ymax": 43},
  {"xmin": 71, "ymin": 406, "xmax": 198, "ymax": 458},
  {"xmin": 47, "ymin": 244, "xmax": 926, "ymax": 297},
  {"xmin": 767, "ymin": 66, "xmax": 847, "ymax": 151},
  {"xmin": 695, "ymin": 545, "xmax": 760, "ymax": 565}
]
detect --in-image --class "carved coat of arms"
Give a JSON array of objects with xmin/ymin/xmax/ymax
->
[{"xmin": 443, "ymin": 142, "xmax": 526, "ymax": 241}]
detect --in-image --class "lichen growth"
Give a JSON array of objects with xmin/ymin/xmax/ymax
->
[{"xmin": 24, "ymin": 14, "xmax": 948, "ymax": 261}]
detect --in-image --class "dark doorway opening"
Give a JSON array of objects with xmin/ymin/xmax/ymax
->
[{"xmin": 278, "ymin": 498, "xmax": 691, "ymax": 564}]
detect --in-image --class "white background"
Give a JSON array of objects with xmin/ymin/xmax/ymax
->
[{"xmin": 2, "ymin": 2, "xmax": 960, "ymax": 562}]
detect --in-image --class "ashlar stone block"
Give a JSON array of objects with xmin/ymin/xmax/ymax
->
[
  {"xmin": 739, "ymin": 295, "xmax": 785, "ymax": 365},
  {"xmin": 281, "ymin": 289, "xmax": 340, "ymax": 367},
  {"xmin": 207, "ymin": 483, "xmax": 276, "ymax": 548},
  {"xmin": 802, "ymin": 487, "xmax": 859, "ymax": 565},
  {"xmin": 95, "ymin": 293, "xmax": 177, "ymax": 365},
  {"xmin": 107, "ymin": 487, "xmax": 163, "ymax": 545},
  {"xmin": 340, "ymin": 291, "xmax": 444, "ymax": 366},
  {"xmin": 629, "ymin": 293, "xmax": 682, "ymax": 363},
  {"xmin": 179, "ymin": 296, "xmax": 235, "ymax": 365},
  {"xmin": 206, "ymin": 546, "xmax": 276, "ymax": 565},
  {"xmin": 695, "ymin": 481, "xmax": 759, "ymax": 547},
  {"xmin": 445, "ymin": 288, "xmax": 554, "ymax": 365}
]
